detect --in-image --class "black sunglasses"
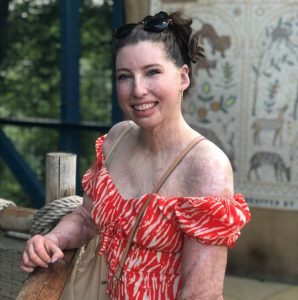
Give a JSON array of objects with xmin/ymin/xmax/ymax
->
[{"xmin": 114, "ymin": 11, "xmax": 172, "ymax": 39}]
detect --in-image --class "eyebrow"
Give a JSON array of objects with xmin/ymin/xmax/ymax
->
[{"xmin": 116, "ymin": 64, "xmax": 163, "ymax": 73}]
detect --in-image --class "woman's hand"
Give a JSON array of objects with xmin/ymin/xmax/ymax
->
[{"xmin": 20, "ymin": 234, "xmax": 64, "ymax": 273}]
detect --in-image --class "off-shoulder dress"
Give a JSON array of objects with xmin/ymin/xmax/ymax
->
[{"xmin": 82, "ymin": 135, "xmax": 251, "ymax": 300}]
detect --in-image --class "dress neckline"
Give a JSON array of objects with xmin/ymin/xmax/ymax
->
[
  {"xmin": 101, "ymin": 138, "xmax": 154, "ymax": 201},
  {"xmin": 102, "ymin": 164, "xmax": 155, "ymax": 201},
  {"xmin": 99, "ymin": 134, "xmax": 238, "ymax": 202}
]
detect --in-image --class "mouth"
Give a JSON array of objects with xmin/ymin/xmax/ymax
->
[{"xmin": 132, "ymin": 101, "xmax": 159, "ymax": 111}]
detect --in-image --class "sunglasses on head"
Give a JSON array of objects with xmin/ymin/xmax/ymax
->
[{"xmin": 114, "ymin": 11, "xmax": 172, "ymax": 39}]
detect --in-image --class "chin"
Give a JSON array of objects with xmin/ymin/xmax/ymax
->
[{"xmin": 132, "ymin": 117, "xmax": 160, "ymax": 130}]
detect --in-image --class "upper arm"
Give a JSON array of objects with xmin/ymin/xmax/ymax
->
[
  {"xmin": 76, "ymin": 194, "xmax": 99, "ymax": 235},
  {"xmin": 196, "ymin": 141, "xmax": 234, "ymax": 197},
  {"xmin": 81, "ymin": 194, "xmax": 94, "ymax": 215},
  {"xmin": 179, "ymin": 142, "xmax": 232, "ymax": 299}
]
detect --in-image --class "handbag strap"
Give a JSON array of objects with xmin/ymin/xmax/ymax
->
[
  {"xmin": 104, "ymin": 121, "xmax": 135, "ymax": 166},
  {"xmin": 114, "ymin": 135, "xmax": 206, "ymax": 282}
]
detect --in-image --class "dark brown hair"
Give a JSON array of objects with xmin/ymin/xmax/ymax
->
[{"xmin": 113, "ymin": 11, "xmax": 205, "ymax": 95}]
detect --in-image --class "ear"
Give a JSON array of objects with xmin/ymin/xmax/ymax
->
[{"xmin": 180, "ymin": 64, "xmax": 190, "ymax": 92}]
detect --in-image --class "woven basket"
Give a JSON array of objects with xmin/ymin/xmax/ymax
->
[{"xmin": 0, "ymin": 233, "xmax": 28, "ymax": 300}]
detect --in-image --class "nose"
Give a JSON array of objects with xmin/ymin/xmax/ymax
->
[{"xmin": 133, "ymin": 76, "xmax": 148, "ymax": 98}]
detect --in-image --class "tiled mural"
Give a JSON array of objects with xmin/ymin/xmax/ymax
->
[{"xmin": 150, "ymin": 0, "xmax": 298, "ymax": 210}]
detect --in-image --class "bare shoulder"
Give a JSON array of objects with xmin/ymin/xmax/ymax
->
[
  {"xmin": 186, "ymin": 138, "xmax": 234, "ymax": 197},
  {"xmin": 197, "ymin": 138, "xmax": 231, "ymax": 168},
  {"xmin": 102, "ymin": 120, "xmax": 134, "ymax": 157}
]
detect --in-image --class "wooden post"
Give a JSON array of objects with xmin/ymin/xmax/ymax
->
[
  {"xmin": 45, "ymin": 152, "xmax": 77, "ymax": 204},
  {"xmin": 17, "ymin": 152, "xmax": 78, "ymax": 300}
]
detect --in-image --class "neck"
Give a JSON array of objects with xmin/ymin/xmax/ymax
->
[{"xmin": 136, "ymin": 115, "xmax": 195, "ymax": 154}]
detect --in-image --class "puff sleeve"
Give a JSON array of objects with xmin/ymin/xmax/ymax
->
[
  {"xmin": 82, "ymin": 135, "xmax": 106, "ymax": 199},
  {"xmin": 158, "ymin": 194, "xmax": 250, "ymax": 248}
]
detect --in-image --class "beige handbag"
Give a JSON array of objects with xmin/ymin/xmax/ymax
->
[
  {"xmin": 60, "ymin": 235, "xmax": 109, "ymax": 300},
  {"xmin": 60, "ymin": 126, "xmax": 134, "ymax": 300},
  {"xmin": 60, "ymin": 125, "xmax": 134, "ymax": 300}
]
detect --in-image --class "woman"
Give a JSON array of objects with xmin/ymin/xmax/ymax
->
[{"xmin": 21, "ymin": 11, "xmax": 250, "ymax": 299}]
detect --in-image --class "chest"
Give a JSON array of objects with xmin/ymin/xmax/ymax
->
[{"xmin": 105, "ymin": 145, "xmax": 203, "ymax": 199}]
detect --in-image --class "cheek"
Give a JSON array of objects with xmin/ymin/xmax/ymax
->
[
  {"xmin": 152, "ymin": 78, "xmax": 176, "ymax": 95},
  {"xmin": 158, "ymin": 80, "xmax": 180, "ymax": 98},
  {"xmin": 117, "ymin": 83, "xmax": 130, "ymax": 101}
]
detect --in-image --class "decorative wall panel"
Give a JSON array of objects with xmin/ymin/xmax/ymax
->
[{"xmin": 150, "ymin": 0, "xmax": 298, "ymax": 210}]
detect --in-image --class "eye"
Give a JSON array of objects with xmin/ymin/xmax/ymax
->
[
  {"xmin": 117, "ymin": 73, "xmax": 131, "ymax": 81},
  {"xmin": 147, "ymin": 68, "xmax": 161, "ymax": 76}
]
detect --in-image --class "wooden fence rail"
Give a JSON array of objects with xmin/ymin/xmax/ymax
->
[
  {"xmin": 16, "ymin": 249, "xmax": 76, "ymax": 300},
  {"xmin": 0, "ymin": 206, "xmax": 36, "ymax": 233},
  {"xmin": 3, "ymin": 152, "xmax": 79, "ymax": 300}
]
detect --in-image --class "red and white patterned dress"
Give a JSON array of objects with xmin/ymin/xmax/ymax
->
[{"xmin": 82, "ymin": 135, "xmax": 251, "ymax": 300}]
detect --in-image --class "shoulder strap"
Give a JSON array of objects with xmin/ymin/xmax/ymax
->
[
  {"xmin": 114, "ymin": 135, "xmax": 206, "ymax": 282},
  {"xmin": 152, "ymin": 136, "xmax": 206, "ymax": 193},
  {"xmin": 104, "ymin": 121, "xmax": 135, "ymax": 166}
]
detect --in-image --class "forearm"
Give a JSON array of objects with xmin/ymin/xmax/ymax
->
[
  {"xmin": 46, "ymin": 204, "xmax": 98, "ymax": 250},
  {"xmin": 179, "ymin": 268, "xmax": 224, "ymax": 300},
  {"xmin": 179, "ymin": 240, "xmax": 227, "ymax": 300}
]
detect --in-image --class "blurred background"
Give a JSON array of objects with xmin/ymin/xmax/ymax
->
[{"xmin": 0, "ymin": 0, "xmax": 116, "ymax": 208}]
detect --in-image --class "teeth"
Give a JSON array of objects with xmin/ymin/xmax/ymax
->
[{"xmin": 134, "ymin": 102, "xmax": 156, "ymax": 111}]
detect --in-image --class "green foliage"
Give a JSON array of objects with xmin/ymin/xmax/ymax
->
[
  {"xmin": 0, "ymin": 0, "xmax": 61, "ymax": 118},
  {"xmin": 0, "ymin": 0, "xmax": 113, "ymax": 206},
  {"xmin": 0, "ymin": 160, "xmax": 31, "ymax": 207},
  {"xmin": 80, "ymin": 0, "xmax": 113, "ymax": 123}
]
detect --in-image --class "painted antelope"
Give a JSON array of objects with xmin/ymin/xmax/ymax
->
[
  {"xmin": 247, "ymin": 151, "xmax": 291, "ymax": 182},
  {"xmin": 198, "ymin": 24, "xmax": 231, "ymax": 58},
  {"xmin": 194, "ymin": 59, "xmax": 217, "ymax": 77},
  {"xmin": 252, "ymin": 105, "xmax": 288, "ymax": 146}
]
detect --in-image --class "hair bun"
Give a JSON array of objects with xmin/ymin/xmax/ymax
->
[{"xmin": 188, "ymin": 31, "xmax": 205, "ymax": 63}]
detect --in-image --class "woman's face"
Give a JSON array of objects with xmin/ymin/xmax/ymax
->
[{"xmin": 115, "ymin": 41, "xmax": 190, "ymax": 129}]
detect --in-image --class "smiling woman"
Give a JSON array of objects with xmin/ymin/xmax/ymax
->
[{"xmin": 21, "ymin": 10, "xmax": 250, "ymax": 300}]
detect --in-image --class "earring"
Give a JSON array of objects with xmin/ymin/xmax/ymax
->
[{"xmin": 180, "ymin": 89, "xmax": 184, "ymax": 100}]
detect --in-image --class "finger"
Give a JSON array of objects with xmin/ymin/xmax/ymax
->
[
  {"xmin": 20, "ymin": 262, "xmax": 34, "ymax": 273},
  {"xmin": 20, "ymin": 263, "xmax": 34, "ymax": 273},
  {"xmin": 32, "ymin": 240, "xmax": 54, "ymax": 264},
  {"xmin": 47, "ymin": 244, "xmax": 64, "ymax": 263},
  {"xmin": 50, "ymin": 252, "xmax": 64, "ymax": 263},
  {"xmin": 22, "ymin": 251, "xmax": 36, "ymax": 268},
  {"xmin": 28, "ymin": 243, "xmax": 49, "ymax": 268},
  {"xmin": 21, "ymin": 251, "xmax": 37, "ymax": 272}
]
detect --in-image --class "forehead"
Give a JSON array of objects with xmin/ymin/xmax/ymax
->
[{"xmin": 116, "ymin": 41, "xmax": 172, "ymax": 68}]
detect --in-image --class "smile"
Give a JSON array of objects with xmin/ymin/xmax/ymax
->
[{"xmin": 133, "ymin": 102, "xmax": 158, "ymax": 111}]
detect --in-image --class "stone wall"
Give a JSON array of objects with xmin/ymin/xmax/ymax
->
[{"xmin": 227, "ymin": 207, "xmax": 298, "ymax": 283}]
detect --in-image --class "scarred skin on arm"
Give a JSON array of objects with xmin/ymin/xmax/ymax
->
[
  {"xmin": 21, "ymin": 195, "xmax": 98, "ymax": 273},
  {"xmin": 178, "ymin": 144, "xmax": 234, "ymax": 300},
  {"xmin": 179, "ymin": 240, "xmax": 227, "ymax": 300}
]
